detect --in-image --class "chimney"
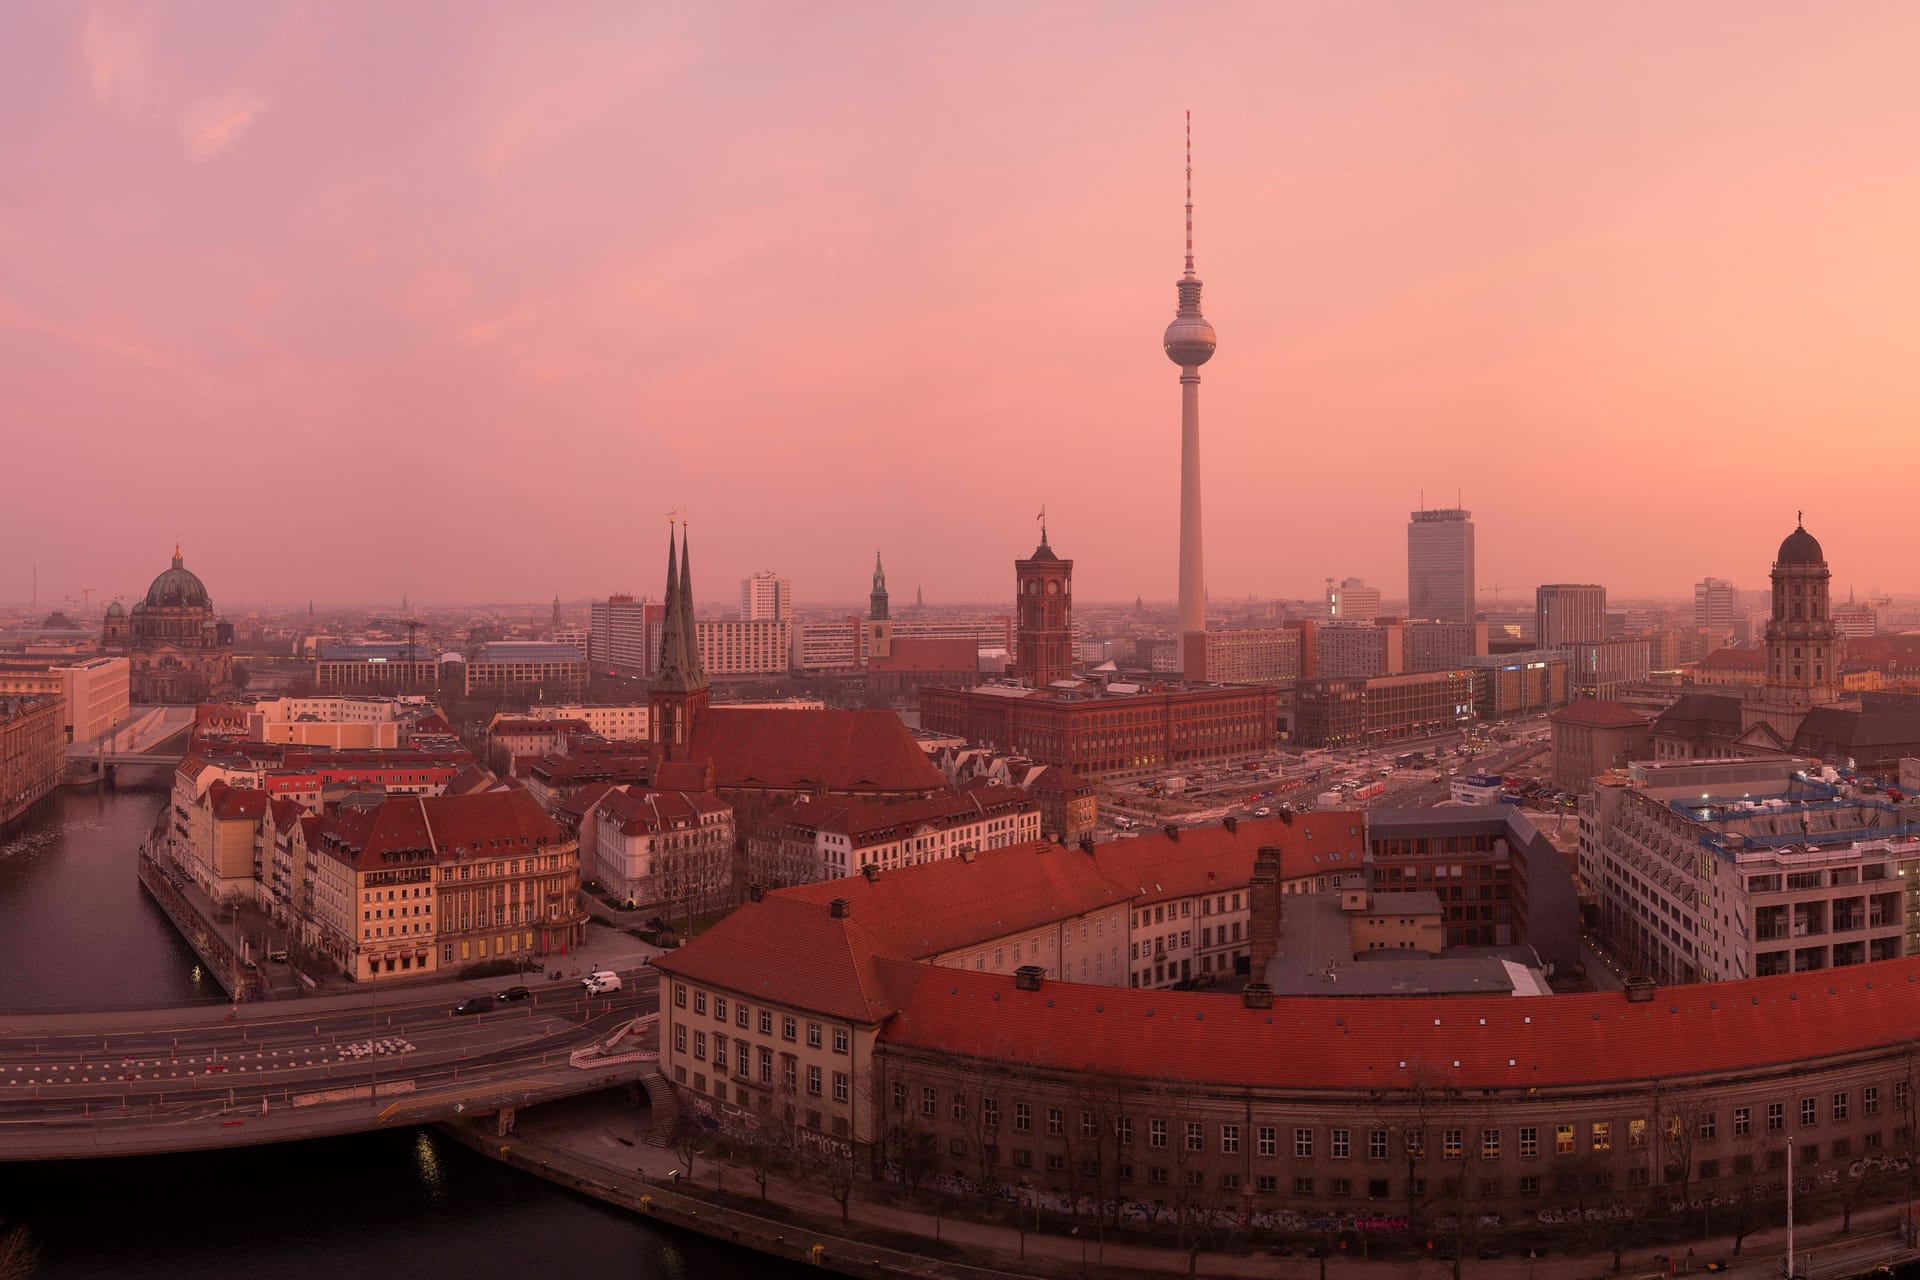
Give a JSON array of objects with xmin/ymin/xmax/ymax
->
[
  {"xmin": 1014, "ymin": 965, "xmax": 1044, "ymax": 992},
  {"xmin": 747, "ymin": 883, "xmax": 763, "ymax": 903},
  {"xmin": 1223, "ymin": 815, "xmax": 1237, "ymax": 833},
  {"xmin": 829, "ymin": 897, "xmax": 850, "ymax": 919},
  {"xmin": 1164, "ymin": 824, "xmax": 1180, "ymax": 841},
  {"xmin": 1242, "ymin": 982, "xmax": 1274, "ymax": 1010},
  {"xmin": 1248, "ymin": 846, "xmax": 1283, "ymax": 977},
  {"xmin": 1624, "ymin": 976, "xmax": 1656, "ymax": 1003},
  {"xmin": 861, "ymin": 864, "xmax": 880, "ymax": 883}
]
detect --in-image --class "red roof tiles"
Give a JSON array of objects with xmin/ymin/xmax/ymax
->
[
  {"xmin": 689, "ymin": 707, "xmax": 945, "ymax": 794},
  {"xmin": 1550, "ymin": 698, "xmax": 1651, "ymax": 728}
]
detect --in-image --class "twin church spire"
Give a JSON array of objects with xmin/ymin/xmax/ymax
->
[{"xmin": 650, "ymin": 523, "xmax": 709, "ymax": 758}]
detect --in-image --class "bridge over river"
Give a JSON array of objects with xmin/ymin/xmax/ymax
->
[{"xmin": 0, "ymin": 970, "xmax": 660, "ymax": 1160}]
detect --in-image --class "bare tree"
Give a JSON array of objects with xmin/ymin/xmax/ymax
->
[
  {"xmin": 1428, "ymin": 1108, "xmax": 1503, "ymax": 1280},
  {"xmin": 0, "ymin": 1219, "xmax": 37, "ymax": 1280},
  {"xmin": 1370, "ymin": 1062, "xmax": 1456, "ymax": 1231}
]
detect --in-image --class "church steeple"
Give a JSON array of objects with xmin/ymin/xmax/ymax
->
[
  {"xmin": 870, "ymin": 550, "xmax": 890, "ymax": 622},
  {"xmin": 650, "ymin": 522, "xmax": 709, "ymax": 759}
]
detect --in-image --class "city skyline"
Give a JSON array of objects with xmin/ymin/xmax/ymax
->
[{"xmin": 6, "ymin": 5, "xmax": 1920, "ymax": 606}]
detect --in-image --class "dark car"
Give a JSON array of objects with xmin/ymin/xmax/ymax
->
[
  {"xmin": 497, "ymin": 985, "xmax": 531, "ymax": 1001},
  {"xmin": 453, "ymin": 995, "xmax": 495, "ymax": 1016}
]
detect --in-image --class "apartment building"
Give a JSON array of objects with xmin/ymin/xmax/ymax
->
[{"xmin": 1584, "ymin": 757, "xmax": 1911, "ymax": 984}]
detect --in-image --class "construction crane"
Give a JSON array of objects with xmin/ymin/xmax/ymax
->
[{"xmin": 404, "ymin": 620, "xmax": 422, "ymax": 660}]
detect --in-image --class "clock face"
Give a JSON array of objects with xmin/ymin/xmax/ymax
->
[{"xmin": 1047, "ymin": 581, "xmax": 1058, "ymax": 594}]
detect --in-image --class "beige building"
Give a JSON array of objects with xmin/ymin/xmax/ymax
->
[
  {"xmin": 464, "ymin": 643, "xmax": 588, "ymax": 699},
  {"xmin": 1181, "ymin": 628, "xmax": 1302, "ymax": 685},
  {"xmin": 1549, "ymin": 698, "xmax": 1652, "ymax": 792},
  {"xmin": 530, "ymin": 702, "xmax": 650, "ymax": 741},
  {"xmin": 1585, "ymin": 756, "xmax": 1908, "ymax": 983},
  {"xmin": 0, "ymin": 696, "xmax": 63, "ymax": 824},
  {"xmin": 590, "ymin": 786, "xmax": 735, "ymax": 911}
]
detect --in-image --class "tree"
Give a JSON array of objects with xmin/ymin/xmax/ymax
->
[
  {"xmin": 1428, "ymin": 1107, "xmax": 1504, "ymax": 1280},
  {"xmin": 672, "ymin": 1123, "xmax": 709, "ymax": 1183},
  {"xmin": 0, "ymin": 1219, "xmax": 37, "ymax": 1280},
  {"xmin": 1370, "ymin": 1062, "xmax": 1457, "ymax": 1231}
]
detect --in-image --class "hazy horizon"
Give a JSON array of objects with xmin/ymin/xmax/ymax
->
[{"xmin": 5, "ymin": 4, "xmax": 1917, "ymax": 609}]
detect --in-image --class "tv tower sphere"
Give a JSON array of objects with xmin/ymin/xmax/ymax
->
[{"xmin": 1163, "ymin": 302, "xmax": 1216, "ymax": 367}]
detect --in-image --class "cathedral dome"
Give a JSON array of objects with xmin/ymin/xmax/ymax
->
[
  {"xmin": 1776, "ymin": 523, "xmax": 1824, "ymax": 567},
  {"xmin": 145, "ymin": 549, "xmax": 211, "ymax": 610},
  {"xmin": 104, "ymin": 600, "xmax": 124, "ymax": 619}
]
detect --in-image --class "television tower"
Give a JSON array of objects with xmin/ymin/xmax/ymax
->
[{"xmin": 1163, "ymin": 111, "xmax": 1216, "ymax": 669}]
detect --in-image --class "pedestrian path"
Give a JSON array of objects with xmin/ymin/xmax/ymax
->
[{"xmin": 479, "ymin": 1093, "xmax": 1920, "ymax": 1280}]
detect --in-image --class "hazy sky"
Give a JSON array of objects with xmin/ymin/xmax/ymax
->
[{"xmin": 4, "ymin": 3, "xmax": 1918, "ymax": 612}]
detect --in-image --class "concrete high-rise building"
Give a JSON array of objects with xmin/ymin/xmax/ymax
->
[
  {"xmin": 1535, "ymin": 584, "xmax": 1606, "ymax": 649},
  {"xmin": 1013, "ymin": 521, "xmax": 1074, "ymax": 689},
  {"xmin": 739, "ymin": 571, "xmax": 792, "ymax": 622},
  {"xmin": 1326, "ymin": 577, "xmax": 1381, "ymax": 622},
  {"xmin": 1694, "ymin": 577, "xmax": 1738, "ymax": 631},
  {"xmin": 1406, "ymin": 508, "xmax": 1475, "ymax": 623},
  {"xmin": 1163, "ymin": 114, "xmax": 1217, "ymax": 672}
]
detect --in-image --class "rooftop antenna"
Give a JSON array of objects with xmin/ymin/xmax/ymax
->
[{"xmin": 1183, "ymin": 110, "xmax": 1195, "ymax": 277}]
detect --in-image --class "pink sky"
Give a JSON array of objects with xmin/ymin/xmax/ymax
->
[{"xmin": 4, "ymin": 3, "xmax": 1919, "ymax": 611}]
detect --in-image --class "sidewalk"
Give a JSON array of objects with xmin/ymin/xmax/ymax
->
[{"xmin": 480, "ymin": 1092, "xmax": 1920, "ymax": 1280}]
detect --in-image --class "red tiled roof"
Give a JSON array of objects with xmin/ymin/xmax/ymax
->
[
  {"xmin": 598, "ymin": 787, "xmax": 729, "ymax": 835},
  {"xmin": 491, "ymin": 719, "xmax": 592, "ymax": 737},
  {"xmin": 1021, "ymin": 764, "xmax": 1092, "ymax": 797},
  {"xmin": 772, "ymin": 841, "xmax": 1132, "ymax": 958},
  {"xmin": 317, "ymin": 789, "xmax": 564, "ymax": 873},
  {"xmin": 270, "ymin": 796, "xmax": 305, "ymax": 831},
  {"xmin": 208, "ymin": 781, "xmax": 269, "ymax": 821},
  {"xmin": 1550, "ymin": 698, "xmax": 1651, "ymax": 728},
  {"xmin": 868, "ymin": 637, "xmax": 978, "ymax": 674},
  {"xmin": 880, "ymin": 955, "xmax": 1920, "ymax": 1091},
  {"xmin": 652, "ymin": 759, "xmax": 716, "ymax": 792},
  {"xmin": 805, "ymin": 785, "xmax": 1034, "ymax": 843},
  {"xmin": 690, "ymin": 708, "xmax": 945, "ymax": 794},
  {"xmin": 554, "ymin": 780, "xmax": 618, "ymax": 818},
  {"xmin": 653, "ymin": 895, "xmax": 917, "ymax": 1024},
  {"xmin": 1094, "ymin": 813, "xmax": 1366, "ymax": 902}
]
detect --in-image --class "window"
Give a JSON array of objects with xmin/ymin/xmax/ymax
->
[
  {"xmin": 1331, "ymin": 1128, "xmax": 1350, "ymax": 1160},
  {"xmin": 1734, "ymin": 1107, "xmax": 1751, "ymax": 1137},
  {"xmin": 1866, "ymin": 1086, "xmax": 1881, "ymax": 1116},
  {"xmin": 673, "ymin": 1025, "xmax": 687, "ymax": 1054},
  {"xmin": 1258, "ymin": 1126, "xmax": 1276, "ymax": 1158},
  {"xmin": 1256, "ymin": 1175, "xmax": 1278, "ymax": 1194},
  {"xmin": 714, "ymin": 997, "xmax": 726, "ymax": 1022},
  {"xmin": 1149, "ymin": 1167, "xmax": 1168, "ymax": 1186},
  {"xmin": 1151, "ymin": 1118, "xmax": 1168, "ymax": 1148},
  {"xmin": 1012, "ymin": 1149, "xmax": 1031, "ymax": 1169},
  {"xmin": 1015, "ymin": 1102, "xmax": 1031, "ymax": 1133},
  {"xmin": 953, "ymin": 1093, "xmax": 969, "ymax": 1123},
  {"xmin": 891, "ymin": 1081, "xmax": 906, "ymax": 1112},
  {"xmin": 1833, "ymin": 1092, "xmax": 1850, "ymax": 1123},
  {"xmin": 782, "ymin": 1016, "xmax": 796, "ymax": 1041},
  {"xmin": 1698, "ymin": 1113, "xmax": 1717, "ymax": 1141},
  {"xmin": 1294, "ymin": 1177, "xmax": 1314, "ymax": 1196},
  {"xmin": 1519, "ymin": 1127, "xmax": 1538, "ymax": 1159},
  {"xmin": 1481, "ymin": 1129, "xmax": 1500, "ymax": 1160},
  {"xmin": 1555, "ymin": 1125, "xmax": 1574, "ymax": 1155},
  {"xmin": 1294, "ymin": 1128, "xmax": 1313, "ymax": 1158},
  {"xmin": 1801, "ymin": 1097, "xmax": 1817, "ymax": 1127},
  {"xmin": 1221, "ymin": 1124, "xmax": 1240, "ymax": 1155},
  {"xmin": 1591, "ymin": 1123, "xmax": 1611, "ymax": 1153},
  {"xmin": 833, "ymin": 1071, "xmax": 848, "ymax": 1103},
  {"xmin": 782, "ymin": 1058, "xmax": 797, "ymax": 1091},
  {"xmin": 1330, "ymin": 1177, "xmax": 1352, "ymax": 1197},
  {"xmin": 1368, "ymin": 1179, "xmax": 1390, "ymax": 1200},
  {"xmin": 693, "ymin": 991, "xmax": 707, "ymax": 1016},
  {"xmin": 983, "ymin": 1097, "xmax": 999, "ymax": 1128},
  {"xmin": 1900, "ymin": 1081, "xmax": 1912, "ymax": 1114},
  {"xmin": 1047, "ymin": 1107, "xmax": 1063, "ymax": 1137},
  {"xmin": 806, "ymin": 1065, "xmax": 821, "ymax": 1097},
  {"xmin": 1186, "ymin": 1122, "xmax": 1204, "ymax": 1153},
  {"xmin": 1519, "ymin": 1175, "xmax": 1539, "ymax": 1195},
  {"xmin": 673, "ymin": 983, "xmax": 687, "ymax": 1009},
  {"xmin": 712, "ymin": 1035, "xmax": 727, "ymax": 1073},
  {"xmin": 735, "ymin": 1005, "xmax": 748, "ymax": 1029},
  {"xmin": 693, "ymin": 1031, "xmax": 707, "ymax": 1061},
  {"xmin": 1768, "ymin": 1103, "xmax": 1784, "ymax": 1133},
  {"xmin": 807, "ymin": 1022, "xmax": 822, "ymax": 1049},
  {"xmin": 1369, "ymin": 1130, "xmax": 1389, "ymax": 1160},
  {"xmin": 736, "ymin": 1043, "xmax": 748, "ymax": 1076},
  {"xmin": 758, "ymin": 1010, "xmax": 773, "ymax": 1036},
  {"xmin": 1442, "ymin": 1129, "xmax": 1463, "ymax": 1160},
  {"xmin": 833, "ymin": 1028, "xmax": 849, "ymax": 1055},
  {"xmin": 1081, "ymin": 1111, "xmax": 1097, "ymax": 1140},
  {"xmin": 921, "ymin": 1087, "xmax": 937, "ymax": 1118}
]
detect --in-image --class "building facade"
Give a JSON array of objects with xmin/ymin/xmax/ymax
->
[
  {"xmin": 464, "ymin": 642, "xmax": 589, "ymax": 699},
  {"xmin": 1535, "ymin": 584, "xmax": 1606, "ymax": 650},
  {"xmin": 1181, "ymin": 628, "xmax": 1302, "ymax": 686},
  {"xmin": 741, "ymin": 571, "xmax": 793, "ymax": 622},
  {"xmin": 1548, "ymin": 699, "xmax": 1652, "ymax": 792},
  {"xmin": 1014, "ymin": 533, "xmax": 1074, "ymax": 689},
  {"xmin": 0, "ymin": 696, "xmax": 62, "ymax": 824},
  {"xmin": 1327, "ymin": 578, "xmax": 1381, "ymax": 623},
  {"xmin": 1291, "ymin": 672, "xmax": 1478, "ymax": 749},
  {"xmin": 103, "ymin": 546, "xmax": 234, "ymax": 703},
  {"xmin": 1407, "ymin": 509, "xmax": 1475, "ymax": 624},
  {"xmin": 591, "ymin": 787, "xmax": 735, "ymax": 911}
]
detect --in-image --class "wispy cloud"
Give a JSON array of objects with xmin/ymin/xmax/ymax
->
[
  {"xmin": 81, "ymin": 3, "xmax": 150, "ymax": 109},
  {"xmin": 180, "ymin": 91, "xmax": 268, "ymax": 162}
]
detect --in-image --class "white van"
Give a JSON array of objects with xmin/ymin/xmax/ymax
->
[{"xmin": 583, "ymin": 970, "xmax": 622, "ymax": 995}]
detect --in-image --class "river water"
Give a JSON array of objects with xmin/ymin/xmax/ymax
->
[{"xmin": 0, "ymin": 779, "xmax": 798, "ymax": 1278}]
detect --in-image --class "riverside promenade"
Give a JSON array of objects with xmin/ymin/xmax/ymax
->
[{"xmin": 447, "ymin": 1093, "xmax": 1920, "ymax": 1280}]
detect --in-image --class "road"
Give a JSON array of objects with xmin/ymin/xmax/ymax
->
[{"xmin": 0, "ymin": 967, "xmax": 659, "ymax": 1159}]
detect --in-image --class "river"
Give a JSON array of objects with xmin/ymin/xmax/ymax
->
[{"xmin": 0, "ymin": 779, "xmax": 800, "ymax": 1278}]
